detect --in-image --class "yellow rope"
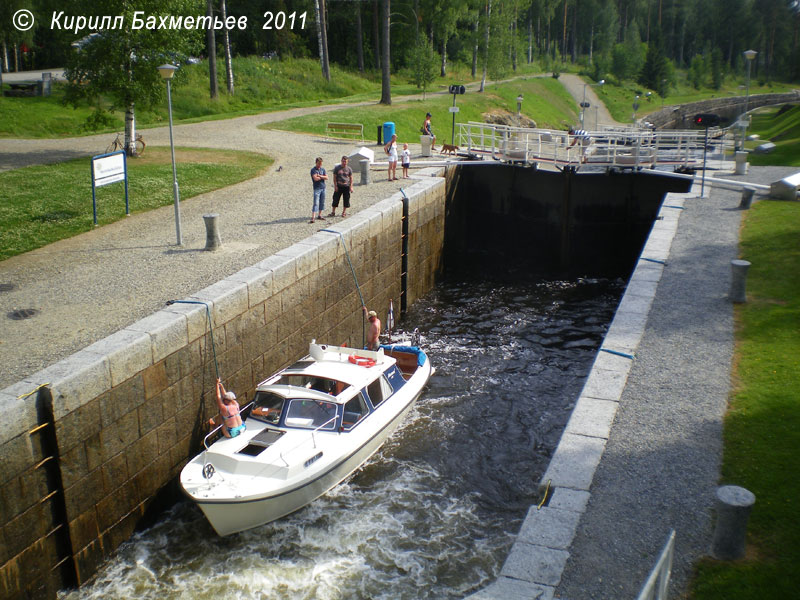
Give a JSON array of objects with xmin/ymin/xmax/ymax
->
[
  {"xmin": 537, "ymin": 479, "xmax": 552, "ymax": 510},
  {"xmin": 17, "ymin": 383, "xmax": 50, "ymax": 400}
]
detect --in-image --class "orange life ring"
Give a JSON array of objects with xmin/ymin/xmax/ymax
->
[{"xmin": 348, "ymin": 355, "xmax": 376, "ymax": 367}]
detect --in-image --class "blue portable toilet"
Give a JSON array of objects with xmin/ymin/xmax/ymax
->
[{"xmin": 382, "ymin": 122, "xmax": 396, "ymax": 143}]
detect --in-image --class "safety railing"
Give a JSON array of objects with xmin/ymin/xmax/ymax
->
[
  {"xmin": 636, "ymin": 530, "xmax": 676, "ymax": 600},
  {"xmin": 456, "ymin": 122, "xmax": 733, "ymax": 170}
]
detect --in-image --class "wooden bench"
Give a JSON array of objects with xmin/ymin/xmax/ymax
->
[
  {"xmin": 325, "ymin": 122, "xmax": 364, "ymax": 140},
  {"xmin": 3, "ymin": 82, "xmax": 38, "ymax": 97}
]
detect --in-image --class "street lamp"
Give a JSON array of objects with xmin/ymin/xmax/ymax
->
[
  {"xmin": 580, "ymin": 79, "xmax": 604, "ymax": 129},
  {"xmin": 632, "ymin": 95, "xmax": 640, "ymax": 124},
  {"xmin": 158, "ymin": 63, "xmax": 182, "ymax": 246},
  {"xmin": 742, "ymin": 50, "xmax": 757, "ymax": 150},
  {"xmin": 516, "ymin": 94, "xmax": 523, "ymax": 116}
]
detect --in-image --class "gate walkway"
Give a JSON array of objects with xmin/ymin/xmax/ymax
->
[{"xmin": 457, "ymin": 122, "xmax": 733, "ymax": 170}]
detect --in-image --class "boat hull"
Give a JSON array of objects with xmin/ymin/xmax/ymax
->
[{"xmin": 195, "ymin": 388, "xmax": 422, "ymax": 536}]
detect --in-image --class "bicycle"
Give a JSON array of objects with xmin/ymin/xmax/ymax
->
[{"xmin": 106, "ymin": 132, "xmax": 145, "ymax": 156}]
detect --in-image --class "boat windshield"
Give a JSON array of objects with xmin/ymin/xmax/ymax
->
[
  {"xmin": 284, "ymin": 399, "xmax": 338, "ymax": 430},
  {"xmin": 276, "ymin": 374, "xmax": 345, "ymax": 396},
  {"xmin": 250, "ymin": 391, "xmax": 285, "ymax": 425}
]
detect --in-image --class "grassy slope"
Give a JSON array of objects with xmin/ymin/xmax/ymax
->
[
  {"xmin": 746, "ymin": 105, "xmax": 800, "ymax": 166},
  {"xmin": 265, "ymin": 77, "xmax": 577, "ymax": 140}
]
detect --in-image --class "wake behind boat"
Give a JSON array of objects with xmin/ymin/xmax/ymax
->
[{"xmin": 180, "ymin": 341, "xmax": 433, "ymax": 536}]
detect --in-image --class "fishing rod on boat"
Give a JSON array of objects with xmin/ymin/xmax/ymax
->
[
  {"xmin": 165, "ymin": 299, "xmax": 220, "ymax": 381},
  {"xmin": 321, "ymin": 229, "xmax": 366, "ymax": 348}
]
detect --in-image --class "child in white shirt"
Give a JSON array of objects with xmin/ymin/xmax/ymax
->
[{"xmin": 401, "ymin": 144, "xmax": 411, "ymax": 179}]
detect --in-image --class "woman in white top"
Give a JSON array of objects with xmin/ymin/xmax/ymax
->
[{"xmin": 384, "ymin": 134, "xmax": 398, "ymax": 181}]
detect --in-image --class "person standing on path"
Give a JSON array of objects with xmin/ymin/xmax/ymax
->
[
  {"xmin": 422, "ymin": 112, "xmax": 436, "ymax": 151},
  {"xmin": 384, "ymin": 134, "xmax": 398, "ymax": 181},
  {"xmin": 309, "ymin": 157, "xmax": 328, "ymax": 223},
  {"xmin": 329, "ymin": 155, "xmax": 353, "ymax": 217}
]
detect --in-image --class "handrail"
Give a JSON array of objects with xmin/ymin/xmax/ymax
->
[
  {"xmin": 457, "ymin": 122, "xmax": 734, "ymax": 170},
  {"xmin": 636, "ymin": 530, "xmax": 676, "ymax": 600},
  {"xmin": 278, "ymin": 414, "xmax": 337, "ymax": 466}
]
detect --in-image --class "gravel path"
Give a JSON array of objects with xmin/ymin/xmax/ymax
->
[
  {"xmin": 555, "ymin": 166, "xmax": 795, "ymax": 599},
  {"xmin": 558, "ymin": 74, "xmax": 620, "ymax": 128}
]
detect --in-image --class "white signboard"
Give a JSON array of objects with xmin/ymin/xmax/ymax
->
[
  {"xmin": 93, "ymin": 152, "xmax": 126, "ymax": 187},
  {"xmin": 449, "ymin": 106, "xmax": 460, "ymax": 113}
]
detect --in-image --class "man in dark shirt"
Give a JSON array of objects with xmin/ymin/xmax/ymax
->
[{"xmin": 329, "ymin": 155, "xmax": 354, "ymax": 218}]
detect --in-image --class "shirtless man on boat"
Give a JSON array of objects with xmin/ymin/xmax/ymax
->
[{"xmin": 362, "ymin": 306, "xmax": 382, "ymax": 351}]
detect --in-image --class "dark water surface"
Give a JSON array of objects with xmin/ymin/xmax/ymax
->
[{"xmin": 60, "ymin": 275, "xmax": 623, "ymax": 600}]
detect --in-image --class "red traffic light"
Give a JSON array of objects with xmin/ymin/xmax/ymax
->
[{"xmin": 694, "ymin": 113, "xmax": 721, "ymax": 127}]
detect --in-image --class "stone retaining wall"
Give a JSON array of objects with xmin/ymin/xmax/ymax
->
[
  {"xmin": 0, "ymin": 170, "xmax": 445, "ymax": 599},
  {"xmin": 645, "ymin": 91, "xmax": 799, "ymax": 129}
]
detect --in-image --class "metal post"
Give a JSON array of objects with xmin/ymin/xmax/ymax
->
[
  {"xmin": 700, "ymin": 127, "xmax": 709, "ymax": 197},
  {"xmin": 165, "ymin": 78, "xmax": 182, "ymax": 246},
  {"xmin": 730, "ymin": 259, "xmax": 751, "ymax": 303},
  {"xmin": 451, "ymin": 93, "xmax": 456, "ymax": 146}
]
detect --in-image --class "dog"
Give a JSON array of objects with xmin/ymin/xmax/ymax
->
[{"xmin": 440, "ymin": 144, "xmax": 459, "ymax": 155}]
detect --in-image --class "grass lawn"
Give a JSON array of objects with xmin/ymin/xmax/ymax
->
[
  {"xmin": 746, "ymin": 106, "xmax": 800, "ymax": 167},
  {"xmin": 264, "ymin": 77, "xmax": 578, "ymax": 142},
  {"xmin": 0, "ymin": 147, "xmax": 271, "ymax": 260},
  {"xmin": 689, "ymin": 199, "xmax": 800, "ymax": 599},
  {"xmin": 0, "ymin": 56, "xmax": 544, "ymax": 139}
]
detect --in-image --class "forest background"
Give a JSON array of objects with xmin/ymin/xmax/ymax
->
[{"xmin": 1, "ymin": 0, "xmax": 798, "ymax": 129}]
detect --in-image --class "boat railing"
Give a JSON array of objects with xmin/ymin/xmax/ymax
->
[
  {"xmin": 202, "ymin": 401, "xmax": 255, "ymax": 451},
  {"xmin": 278, "ymin": 415, "xmax": 338, "ymax": 466}
]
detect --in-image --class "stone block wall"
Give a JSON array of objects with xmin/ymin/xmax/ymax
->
[
  {"xmin": 645, "ymin": 91, "xmax": 799, "ymax": 129},
  {"xmin": 0, "ymin": 170, "xmax": 446, "ymax": 599}
]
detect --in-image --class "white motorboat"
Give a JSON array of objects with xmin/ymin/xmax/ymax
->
[{"xmin": 180, "ymin": 341, "xmax": 433, "ymax": 536}]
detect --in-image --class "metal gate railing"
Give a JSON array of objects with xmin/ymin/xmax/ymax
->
[
  {"xmin": 457, "ymin": 122, "xmax": 732, "ymax": 170},
  {"xmin": 636, "ymin": 530, "xmax": 676, "ymax": 600}
]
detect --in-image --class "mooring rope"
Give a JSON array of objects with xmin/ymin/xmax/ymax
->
[
  {"xmin": 166, "ymin": 299, "xmax": 220, "ymax": 380},
  {"xmin": 321, "ymin": 228, "xmax": 366, "ymax": 347}
]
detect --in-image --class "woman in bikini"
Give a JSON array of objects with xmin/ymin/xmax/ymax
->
[{"xmin": 211, "ymin": 378, "xmax": 245, "ymax": 437}]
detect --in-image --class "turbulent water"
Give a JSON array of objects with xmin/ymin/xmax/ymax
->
[{"xmin": 60, "ymin": 275, "xmax": 623, "ymax": 600}]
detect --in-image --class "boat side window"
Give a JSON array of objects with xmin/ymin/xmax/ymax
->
[
  {"xmin": 366, "ymin": 375, "xmax": 393, "ymax": 408},
  {"xmin": 276, "ymin": 374, "xmax": 340, "ymax": 396},
  {"xmin": 341, "ymin": 394, "xmax": 370, "ymax": 430},
  {"xmin": 385, "ymin": 365, "xmax": 406, "ymax": 390},
  {"xmin": 285, "ymin": 399, "xmax": 338, "ymax": 430},
  {"xmin": 251, "ymin": 391, "xmax": 285, "ymax": 425}
]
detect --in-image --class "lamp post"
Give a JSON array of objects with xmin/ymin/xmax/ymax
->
[
  {"xmin": 742, "ymin": 50, "xmax": 757, "ymax": 148},
  {"xmin": 580, "ymin": 79, "xmax": 604, "ymax": 128},
  {"xmin": 516, "ymin": 94, "xmax": 523, "ymax": 116},
  {"xmin": 158, "ymin": 64, "xmax": 182, "ymax": 246},
  {"xmin": 632, "ymin": 95, "xmax": 640, "ymax": 124}
]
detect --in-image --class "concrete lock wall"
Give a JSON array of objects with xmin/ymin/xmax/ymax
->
[{"xmin": 0, "ymin": 170, "xmax": 446, "ymax": 599}]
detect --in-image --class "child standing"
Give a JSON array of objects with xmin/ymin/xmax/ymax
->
[{"xmin": 401, "ymin": 143, "xmax": 411, "ymax": 178}]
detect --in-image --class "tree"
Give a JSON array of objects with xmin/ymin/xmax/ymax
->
[
  {"xmin": 639, "ymin": 29, "xmax": 669, "ymax": 93},
  {"xmin": 314, "ymin": 0, "xmax": 331, "ymax": 80},
  {"xmin": 380, "ymin": 0, "xmax": 391, "ymax": 104},
  {"xmin": 408, "ymin": 37, "xmax": 438, "ymax": 98},
  {"xmin": 220, "ymin": 0, "xmax": 235, "ymax": 94},
  {"xmin": 207, "ymin": 0, "xmax": 218, "ymax": 99},
  {"xmin": 64, "ymin": 0, "xmax": 203, "ymax": 156}
]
